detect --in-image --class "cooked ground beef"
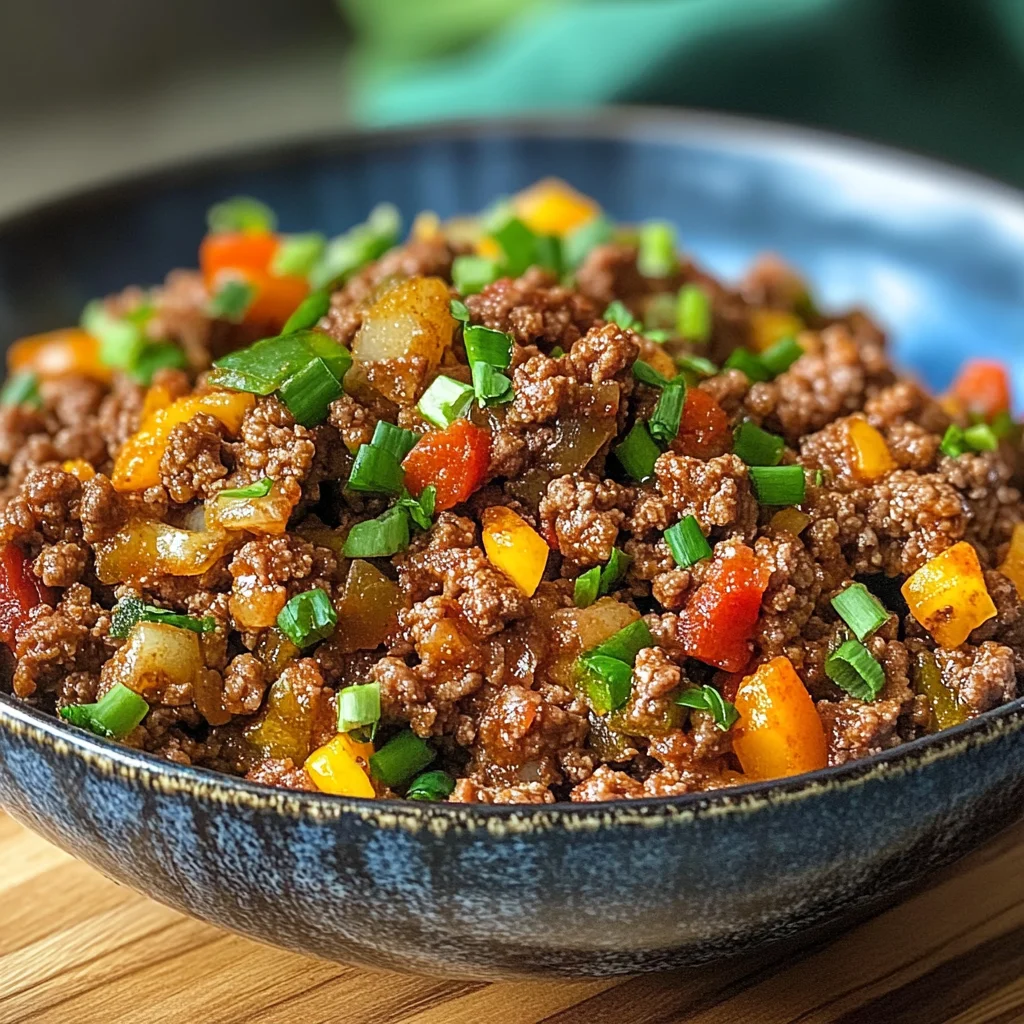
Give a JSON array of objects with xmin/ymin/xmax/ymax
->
[{"xmin": 3, "ymin": 182, "xmax": 1022, "ymax": 803}]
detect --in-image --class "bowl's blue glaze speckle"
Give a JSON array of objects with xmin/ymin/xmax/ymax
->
[{"xmin": 2, "ymin": 111, "xmax": 1024, "ymax": 978}]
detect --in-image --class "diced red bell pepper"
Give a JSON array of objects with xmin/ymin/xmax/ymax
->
[
  {"xmin": 671, "ymin": 387, "xmax": 732, "ymax": 459},
  {"xmin": 402, "ymin": 419, "xmax": 491, "ymax": 511},
  {"xmin": 677, "ymin": 544, "xmax": 770, "ymax": 672},
  {"xmin": 0, "ymin": 544, "xmax": 53, "ymax": 648},
  {"xmin": 950, "ymin": 359, "xmax": 1011, "ymax": 420}
]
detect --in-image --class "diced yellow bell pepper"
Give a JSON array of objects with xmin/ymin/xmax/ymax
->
[
  {"xmin": 999, "ymin": 522, "xmax": 1024, "ymax": 599},
  {"xmin": 749, "ymin": 309, "xmax": 804, "ymax": 353},
  {"xmin": 902, "ymin": 541, "xmax": 996, "ymax": 648},
  {"xmin": 770, "ymin": 507, "xmax": 811, "ymax": 535},
  {"xmin": 111, "ymin": 389, "xmax": 255, "ymax": 492},
  {"xmin": 846, "ymin": 418, "xmax": 895, "ymax": 481},
  {"xmin": 305, "ymin": 733, "xmax": 375, "ymax": 798},
  {"xmin": 481, "ymin": 506, "xmax": 549, "ymax": 597},
  {"xmin": 514, "ymin": 178, "xmax": 600, "ymax": 237},
  {"xmin": 411, "ymin": 210, "xmax": 442, "ymax": 242},
  {"xmin": 8, "ymin": 328, "xmax": 111, "ymax": 383},
  {"xmin": 475, "ymin": 236, "xmax": 503, "ymax": 261},
  {"xmin": 61, "ymin": 459, "xmax": 95, "ymax": 483}
]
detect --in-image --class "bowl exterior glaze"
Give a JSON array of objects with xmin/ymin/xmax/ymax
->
[{"xmin": 2, "ymin": 112, "xmax": 1024, "ymax": 977}]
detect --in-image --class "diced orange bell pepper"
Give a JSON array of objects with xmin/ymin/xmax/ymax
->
[
  {"xmin": 902, "ymin": 541, "xmax": 997, "ymax": 648},
  {"xmin": 140, "ymin": 381, "xmax": 176, "ymax": 422},
  {"xmin": 61, "ymin": 460, "xmax": 96, "ymax": 483},
  {"xmin": 481, "ymin": 506, "xmax": 549, "ymax": 596},
  {"xmin": 678, "ymin": 544, "xmax": 771, "ymax": 671},
  {"xmin": 845, "ymin": 418, "xmax": 895, "ymax": 481},
  {"xmin": 402, "ymin": 419, "xmax": 491, "ymax": 511},
  {"xmin": 733, "ymin": 656, "xmax": 828, "ymax": 780},
  {"xmin": 475, "ymin": 236, "xmax": 503, "ymax": 261},
  {"xmin": 305, "ymin": 733, "xmax": 375, "ymax": 798},
  {"xmin": 112, "ymin": 389, "xmax": 255, "ymax": 492},
  {"xmin": 514, "ymin": 178, "xmax": 600, "ymax": 237},
  {"xmin": 998, "ymin": 522, "xmax": 1024, "ymax": 599},
  {"xmin": 749, "ymin": 309, "xmax": 803, "ymax": 353},
  {"xmin": 950, "ymin": 359, "xmax": 1011, "ymax": 419},
  {"xmin": 0, "ymin": 543, "xmax": 54, "ymax": 648},
  {"xmin": 7, "ymin": 328, "xmax": 110, "ymax": 383},
  {"xmin": 671, "ymin": 387, "xmax": 732, "ymax": 459}
]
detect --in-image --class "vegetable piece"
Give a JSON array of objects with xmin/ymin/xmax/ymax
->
[
  {"xmin": 207, "ymin": 279, "xmax": 255, "ymax": 321},
  {"xmin": 0, "ymin": 543, "xmax": 53, "ymax": 647},
  {"xmin": 998, "ymin": 522, "xmax": 1024, "ymax": 598},
  {"xmin": 206, "ymin": 196, "xmax": 276, "ymax": 234},
  {"xmin": 912, "ymin": 649, "xmax": 966, "ymax": 731},
  {"xmin": 637, "ymin": 221, "xmax": 677, "ymax": 278},
  {"xmin": 347, "ymin": 442, "xmax": 405, "ymax": 495},
  {"xmin": 733, "ymin": 421, "xmax": 784, "ymax": 467},
  {"xmin": 470, "ymin": 361, "xmax": 514, "ymax": 406},
  {"xmin": 406, "ymin": 770, "xmax": 456, "ymax": 802},
  {"xmin": 951, "ymin": 359, "xmax": 1011, "ymax": 419},
  {"xmin": 417, "ymin": 375, "xmax": 475, "ymax": 429},
  {"xmin": 675, "ymin": 353, "xmax": 719, "ymax": 379},
  {"xmin": 672, "ymin": 387, "xmax": 732, "ymax": 459},
  {"xmin": 675, "ymin": 684, "xmax": 739, "ymax": 731},
  {"xmin": 748, "ymin": 465, "xmax": 806, "ymax": 506},
  {"xmin": 514, "ymin": 178, "xmax": 599, "ymax": 237},
  {"xmin": 402, "ymin": 419, "xmax": 491, "ymax": 511},
  {"xmin": 217, "ymin": 477, "xmax": 274, "ymax": 500},
  {"xmin": 614, "ymin": 421, "xmax": 661, "ymax": 482},
  {"xmin": 109, "ymin": 596, "xmax": 215, "ymax": 638},
  {"xmin": 724, "ymin": 348, "xmax": 771, "ymax": 382},
  {"xmin": 633, "ymin": 359, "xmax": 672, "ymax": 388},
  {"xmin": 563, "ymin": 215, "xmax": 613, "ymax": 270},
  {"xmin": 825, "ymin": 639, "xmax": 885, "ymax": 701},
  {"xmin": 573, "ymin": 548, "xmax": 630, "ymax": 608},
  {"xmin": 332, "ymin": 559, "xmax": 403, "ymax": 653},
  {"xmin": 342, "ymin": 507, "xmax": 410, "ymax": 558},
  {"xmin": 337, "ymin": 682, "xmax": 382, "ymax": 735},
  {"xmin": 588, "ymin": 618, "xmax": 654, "ymax": 664},
  {"xmin": 749, "ymin": 309, "xmax": 803, "ymax": 353},
  {"xmin": 60, "ymin": 683, "xmax": 149, "ymax": 739},
  {"xmin": 770, "ymin": 507, "xmax": 811, "ymax": 535},
  {"xmin": 487, "ymin": 214, "xmax": 537, "ymax": 277},
  {"xmin": 541, "ymin": 399, "xmax": 619, "ymax": 476},
  {"xmin": 677, "ymin": 284, "xmax": 712, "ymax": 343},
  {"xmin": 464, "ymin": 325, "xmax": 512, "ymax": 368},
  {"xmin": 901, "ymin": 541, "xmax": 997, "ymax": 648},
  {"xmin": 62, "ymin": 459, "xmax": 96, "ymax": 482},
  {"xmin": 573, "ymin": 567, "xmax": 601, "ymax": 609},
  {"xmin": 451, "ymin": 255, "xmax": 501, "ymax": 295},
  {"xmin": 102, "ymin": 620, "xmax": 202, "ymax": 699},
  {"xmin": 276, "ymin": 588, "xmax": 337, "ymax": 649},
  {"xmin": 964, "ymin": 423, "xmax": 998, "ymax": 452},
  {"xmin": 369, "ymin": 730, "xmax": 435, "ymax": 787},
  {"xmin": 80, "ymin": 299, "xmax": 148, "ymax": 371},
  {"xmin": 271, "ymin": 233, "xmax": 326, "ymax": 278},
  {"xmin": 603, "ymin": 300, "xmax": 639, "ymax": 331},
  {"xmin": 732, "ymin": 656, "xmax": 827, "ymax": 780},
  {"xmin": 760, "ymin": 337, "xmax": 803, "ymax": 377},
  {"xmin": 0, "ymin": 371, "xmax": 40, "ymax": 408},
  {"xmin": 665, "ymin": 515, "xmax": 712, "ymax": 568},
  {"xmin": 132, "ymin": 343, "xmax": 187, "ymax": 384},
  {"xmin": 678, "ymin": 545, "xmax": 770, "ymax": 671},
  {"xmin": 277, "ymin": 356, "xmax": 342, "ymax": 427},
  {"xmin": 7, "ymin": 328, "xmax": 110, "ymax": 383},
  {"xmin": 282, "ymin": 288, "xmax": 331, "ymax": 334},
  {"xmin": 846, "ymin": 419, "xmax": 895, "ymax": 481},
  {"xmin": 371, "ymin": 421, "xmax": 420, "ymax": 462},
  {"xmin": 481, "ymin": 506, "xmax": 549, "ymax": 596},
  {"xmin": 831, "ymin": 583, "xmax": 888, "ymax": 641},
  {"xmin": 243, "ymin": 671, "xmax": 319, "ymax": 763},
  {"xmin": 94, "ymin": 520, "xmax": 231, "ymax": 584},
  {"xmin": 305, "ymin": 733, "xmax": 376, "ymax": 798},
  {"xmin": 578, "ymin": 654, "xmax": 634, "ymax": 714},
  {"xmin": 205, "ymin": 480, "xmax": 298, "ymax": 536},
  {"xmin": 310, "ymin": 203, "xmax": 401, "ymax": 290},
  {"xmin": 648, "ymin": 382, "xmax": 686, "ymax": 443},
  {"xmin": 395, "ymin": 486, "xmax": 437, "ymax": 531}
]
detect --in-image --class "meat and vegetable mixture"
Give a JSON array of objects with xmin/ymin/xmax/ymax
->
[{"xmin": 2, "ymin": 179, "xmax": 1023, "ymax": 804}]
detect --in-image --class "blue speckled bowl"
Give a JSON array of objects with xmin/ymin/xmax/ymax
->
[{"xmin": 2, "ymin": 111, "xmax": 1024, "ymax": 979}]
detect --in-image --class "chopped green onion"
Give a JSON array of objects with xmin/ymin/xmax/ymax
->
[
  {"xmin": 217, "ymin": 477, "xmax": 274, "ymax": 500},
  {"xmin": 649, "ymin": 382, "xmax": 686, "ymax": 443},
  {"xmin": 470, "ymin": 362, "xmax": 514, "ymax": 406},
  {"xmin": 664, "ymin": 515, "xmax": 711, "ymax": 568},
  {"xmin": 825, "ymin": 639, "xmax": 885, "ymax": 701},
  {"xmin": 417, "ymin": 375, "xmax": 475, "ymax": 428},
  {"xmin": 675, "ymin": 685, "xmax": 738, "ymax": 731},
  {"xmin": 675, "ymin": 353, "xmax": 718, "ymax": 378},
  {"xmin": 733, "ymin": 420, "xmax": 785, "ymax": 467},
  {"xmin": 489, "ymin": 215, "xmax": 537, "ymax": 277},
  {"xmin": 603, "ymin": 300, "xmax": 639, "ymax": 331},
  {"xmin": 464, "ymin": 325, "xmax": 512, "ymax": 368},
  {"xmin": 724, "ymin": 348, "xmax": 771, "ymax": 382},
  {"xmin": 644, "ymin": 329, "xmax": 672, "ymax": 344},
  {"xmin": 760, "ymin": 337, "xmax": 803, "ymax": 377},
  {"xmin": 395, "ymin": 485, "xmax": 437, "ymax": 531},
  {"xmin": 831, "ymin": 583, "xmax": 888, "ymax": 641},
  {"xmin": 109, "ymin": 596, "xmax": 216, "ymax": 638},
  {"xmin": 677, "ymin": 284, "xmax": 712, "ymax": 343},
  {"xmin": 579, "ymin": 654, "xmax": 633, "ymax": 714},
  {"xmin": 600, "ymin": 548, "xmax": 631, "ymax": 594},
  {"xmin": 0, "ymin": 371, "xmax": 40, "ymax": 408},
  {"xmin": 347, "ymin": 442, "xmax": 405, "ymax": 495},
  {"xmin": 271, "ymin": 233, "xmax": 326, "ymax": 278},
  {"xmin": 563, "ymin": 215, "xmax": 613, "ymax": 271},
  {"xmin": 940, "ymin": 424, "xmax": 966, "ymax": 458},
  {"xmin": 575, "ymin": 547, "xmax": 632, "ymax": 608},
  {"xmin": 550, "ymin": 345, "xmax": 565, "ymax": 358},
  {"xmin": 406, "ymin": 769, "xmax": 456, "ymax": 802},
  {"xmin": 342, "ymin": 506, "xmax": 410, "ymax": 557},
  {"xmin": 449, "ymin": 298, "xmax": 470, "ymax": 323},
  {"xmin": 589, "ymin": 618, "xmax": 654, "ymax": 665},
  {"xmin": 990, "ymin": 410, "xmax": 1016, "ymax": 440},
  {"xmin": 614, "ymin": 421, "xmax": 661, "ymax": 482},
  {"xmin": 964, "ymin": 422, "xmax": 998, "ymax": 452},
  {"xmin": 212, "ymin": 330, "xmax": 351, "ymax": 397},
  {"xmin": 452, "ymin": 255, "xmax": 501, "ymax": 295},
  {"xmin": 574, "ymin": 566, "xmax": 601, "ymax": 608},
  {"xmin": 814, "ymin": 469, "xmax": 825, "ymax": 487},
  {"xmin": 278, "ymin": 356, "xmax": 342, "ymax": 427},
  {"xmin": 206, "ymin": 196, "xmax": 276, "ymax": 235},
  {"xmin": 749, "ymin": 465, "xmax": 805, "ymax": 505},
  {"xmin": 534, "ymin": 235, "xmax": 563, "ymax": 275},
  {"xmin": 282, "ymin": 289, "xmax": 331, "ymax": 334},
  {"xmin": 369, "ymin": 729, "xmax": 435, "ymax": 787},
  {"xmin": 337, "ymin": 682, "xmax": 381, "ymax": 734},
  {"xmin": 637, "ymin": 221, "xmax": 677, "ymax": 278},
  {"xmin": 207, "ymin": 279, "xmax": 255, "ymax": 322},
  {"xmin": 644, "ymin": 292, "xmax": 679, "ymax": 331},
  {"xmin": 82, "ymin": 299, "xmax": 147, "ymax": 372},
  {"xmin": 60, "ymin": 683, "xmax": 149, "ymax": 739},
  {"xmin": 276, "ymin": 588, "xmax": 337, "ymax": 649},
  {"xmin": 371, "ymin": 421, "xmax": 420, "ymax": 462},
  {"xmin": 309, "ymin": 203, "xmax": 400, "ymax": 290},
  {"xmin": 132, "ymin": 343, "xmax": 187, "ymax": 384},
  {"xmin": 633, "ymin": 359, "xmax": 672, "ymax": 388}
]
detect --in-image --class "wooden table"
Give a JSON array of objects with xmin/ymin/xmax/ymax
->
[{"xmin": 3, "ymin": 812, "xmax": 1024, "ymax": 1024}]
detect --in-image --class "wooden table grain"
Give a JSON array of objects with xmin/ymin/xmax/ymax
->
[{"xmin": 3, "ymin": 812, "xmax": 1024, "ymax": 1024}]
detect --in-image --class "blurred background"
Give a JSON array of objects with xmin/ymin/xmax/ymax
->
[{"xmin": 2, "ymin": 0, "xmax": 1024, "ymax": 216}]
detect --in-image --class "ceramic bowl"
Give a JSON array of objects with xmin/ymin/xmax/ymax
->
[{"xmin": 2, "ymin": 110, "xmax": 1024, "ymax": 979}]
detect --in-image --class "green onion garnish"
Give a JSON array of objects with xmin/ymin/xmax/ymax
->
[
  {"xmin": 940, "ymin": 425, "xmax": 966, "ymax": 458},
  {"xmin": 831, "ymin": 583, "xmax": 888, "ymax": 641},
  {"xmin": 270, "ymin": 233, "xmax": 327, "ymax": 278},
  {"xmin": 574, "ymin": 548, "xmax": 631, "ymax": 608},
  {"xmin": 208, "ymin": 279, "xmax": 255, "ymax": 322},
  {"xmin": 601, "ymin": 547, "xmax": 631, "ymax": 592},
  {"xmin": 733, "ymin": 420, "xmax": 785, "ymax": 467},
  {"xmin": 471, "ymin": 362, "xmax": 514, "ymax": 406},
  {"xmin": 206, "ymin": 196, "xmax": 276, "ymax": 235},
  {"xmin": 964, "ymin": 422, "xmax": 998, "ymax": 452},
  {"xmin": 337, "ymin": 682, "xmax": 381, "ymax": 734},
  {"xmin": 212, "ymin": 330, "xmax": 351, "ymax": 399},
  {"xmin": 0, "ymin": 371, "xmax": 40, "ymax": 409},
  {"xmin": 342, "ymin": 506, "xmax": 411, "ymax": 558},
  {"xmin": 371, "ymin": 421, "xmax": 420, "ymax": 462},
  {"xmin": 81, "ymin": 299, "xmax": 147, "ymax": 373},
  {"xmin": 452, "ymin": 255, "xmax": 501, "ymax": 296},
  {"xmin": 675, "ymin": 684, "xmax": 738, "ymax": 731},
  {"xmin": 573, "ymin": 567, "xmax": 601, "ymax": 609},
  {"xmin": 309, "ymin": 203, "xmax": 401, "ymax": 291},
  {"xmin": 132, "ymin": 343, "xmax": 187, "ymax": 385},
  {"xmin": 276, "ymin": 588, "xmax": 337, "ymax": 649},
  {"xmin": 550, "ymin": 345, "xmax": 565, "ymax": 358},
  {"xmin": 675, "ymin": 353, "xmax": 718, "ymax": 378},
  {"xmin": 109, "ymin": 596, "xmax": 216, "ymax": 638},
  {"xmin": 614, "ymin": 421, "xmax": 661, "ymax": 482},
  {"xmin": 394, "ymin": 486, "xmax": 437, "ymax": 531},
  {"xmin": 563, "ymin": 215, "xmax": 613, "ymax": 271},
  {"xmin": 449, "ymin": 298, "xmax": 470, "ymax": 323},
  {"xmin": 579, "ymin": 654, "xmax": 633, "ymax": 714},
  {"xmin": 464, "ymin": 325, "xmax": 512, "ymax": 368},
  {"xmin": 633, "ymin": 359, "xmax": 672, "ymax": 388},
  {"xmin": 406, "ymin": 769, "xmax": 456, "ymax": 802},
  {"xmin": 369, "ymin": 729, "xmax": 435, "ymax": 787},
  {"xmin": 603, "ymin": 300, "xmax": 639, "ymax": 331},
  {"xmin": 282, "ymin": 289, "xmax": 331, "ymax": 334},
  {"xmin": 589, "ymin": 618, "xmax": 654, "ymax": 665},
  {"xmin": 644, "ymin": 329, "xmax": 672, "ymax": 344},
  {"xmin": 217, "ymin": 477, "xmax": 274, "ymax": 500},
  {"xmin": 749, "ymin": 465, "xmax": 806, "ymax": 506},
  {"xmin": 637, "ymin": 221, "xmax": 677, "ymax": 278},
  {"xmin": 990, "ymin": 410, "xmax": 1016, "ymax": 440},
  {"xmin": 664, "ymin": 515, "xmax": 711, "ymax": 568},
  {"xmin": 417, "ymin": 375, "xmax": 475, "ymax": 429},
  {"xmin": 649, "ymin": 382, "xmax": 686, "ymax": 443},
  {"xmin": 825, "ymin": 639, "xmax": 885, "ymax": 701},
  {"xmin": 724, "ymin": 348, "xmax": 771, "ymax": 382},
  {"xmin": 278, "ymin": 356, "xmax": 342, "ymax": 426},
  {"xmin": 677, "ymin": 284, "xmax": 712, "ymax": 343},
  {"xmin": 60, "ymin": 683, "xmax": 149, "ymax": 739},
  {"xmin": 347, "ymin": 442, "xmax": 405, "ymax": 495},
  {"xmin": 760, "ymin": 337, "xmax": 803, "ymax": 377},
  {"xmin": 534, "ymin": 234, "xmax": 563, "ymax": 275},
  {"xmin": 489, "ymin": 215, "xmax": 537, "ymax": 277}
]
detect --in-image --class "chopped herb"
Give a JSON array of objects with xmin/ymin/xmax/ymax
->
[
  {"xmin": 337, "ymin": 682, "xmax": 381, "ymax": 734},
  {"xmin": 208, "ymin": 279, "xmax": 255, "ymax": 322},
  {"xmin": 276, "ymin": 588, "xmax": 337, "ymax": 648},
  {"xmin": 452, "ymin": 255, "xmax": 501, "ymax": 295},
  {"xmin": 489, "ymin": 215, "xmax": 537, "ymax": 277},
  {"xmin": 603, "ymin": 300, "xmax": 639, "ymax": 331},
  {"xmin": 677, "ymin": 284, "xmax": 712, "ymax": 343},
  {"xmin": 579, "ymin": 654, "xmax": 633, "ymax": 714},
  {"xmin": 760, "ymin": 337, "xmax": 803, "ymax": 377},
  {"xmin": 825, "ymin": 639, "xmax": 885, "ymax": 701},
  {"xmin": 211, "ymin": 330, "xmax": 351, "ymax": 399},
  {"xmin": 632, "ymin": 359, "xmax": 672, "ymax": 388},
  {"xmin": 990, "ymin": 410, "xmax": 1016, "ymax": 440},
  {"xmin": 814, "ymin": 469, "xmax": 825, "ymax": 487},
  {"xmin": 675, "ymin": 353, "xmax": 718, "ymax": 378},
  {"xmin": 0, "ymin": 371, "xmax": 40, "ymax": 408},
  {"xmin": 206, "ymin": 196, "xmax": 276, "ymax": 234},
  {"xmin": 449, "ymin": 298, "xmax": 470, "ymax": 323},
  {"xmin": 831, "ymin": 583, "xmax": 888, "ymax": 641},
  {"xmin": 282, "ymin": 289, "xmax": 331, "ymax": 334},
  {"xmin": 369, "ymin": 729, "xmax": 435, "ymax": 787},
  {"xmin": 217, "ymin": 477, "xmax": 274, "ymax": 500},
  {"xmin": 406, "ymin": 769, "xmax": 456, "ymax": 802},
  {"xmin": 371, "ymin": 421, "xmax": 420, "ymax": 463},
  {"xmin": 637, "ymin": 220, "xmax": 677, "ymax": 278},
  {"xmin": 614, "ymin": 421, "xmax": 661, "ymax": 482},
  {"xmin": 573, "ymin": 567, "xmax": 601, "ymax": 609},
  {"xmin": 60, "ymin": 683, "xmax": 149, "ymax": 739},
  {"xmin": 270, "ymin": 233, "xmax": 326, "ymax": 278},
  {"xmin": 347, "ymin": 442, "xmax": 405, "ymax": 495},
  {"xmin": 277, "ymin": 356, "xmax": 342, "ymax": 426},
  {"xmin": 309, "ymin": 203, "xmax": 401, "ymax": 290},
  {"xmin": 589, "ymin": 618, "xmax": 654, "ymax": 665},
  {"xmin": 82, "ymin": 299, "xmax": 147, "ymax": 373},
  {"xmin": 550, "ymin": 345, "xmax": 565, "ymax": 358},
  {"xmin": 470, "ymin": 361, "xmax": 514, "ymax": 406},
  {"xmin": 132, "ymin": 343, "xmax": 187, "ymax": 385},
  {"xmin": 575, "ymin": 548, "xmax": 631, "ymax": 608},
  {"xmin": 534, "ymin": 234, "xmax": 563, "ymax": 275},
  {"xmin": 110, "ymin": 596, "xmax": 216, "ymax": 638},
  {"xmin": 464, "ymin": 325, "xmax": 512, "ymax": 368},
  {"xmin": 649, "ymin": 382, "xmax": 686, "ymax": 443},
  {"xmin": 675, "ymin": 685, "xmax": 739, "ymax": 731},
  {"xmin": 600, "ymin": 548, "xmax": 631, "ymax": 594},
  {"xmin": 724, "ymin": 348, "xmax": 771, "ymax": 382},
  {"xmin": 563, "ymin": 214, "xmax": 613, "ymax": 271},
  {"xmin": 964, "ymin": 422, "xmax": 998, "ymax": 452},
  {"xmin": 342, "ymin": 506, "xmax": 410, "ymax": 558},
  {"xmin": 664, "ymin": 515, "xmax": 711, "ymax": 568},
  {"xmin": 749, "ymin": 465, "xmax": 806, "ymax": 506},
  {"xmin": 417, "ymin": 375, "xmax": 475, "ymax": 429},
  {"xmin": 644, "ymin": 329, "xmax": 672, "ymax": 343},
  {"xmin": 394, "ymin": 486, "xmax": 437, "ymax": 531},
  {"xmin": 733, "ymin": 420, "xmax": 785, "ymax": 467}
]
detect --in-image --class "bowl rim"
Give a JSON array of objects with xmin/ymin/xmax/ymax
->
[{"xmin": 3, "ymin": 105, "xmax": 1024, "ymax": 830}]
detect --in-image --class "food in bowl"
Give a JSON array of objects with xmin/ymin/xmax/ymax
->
[{"xmin": 1, "ymin": 179, "xmax": 1021, "ymax": 804}]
